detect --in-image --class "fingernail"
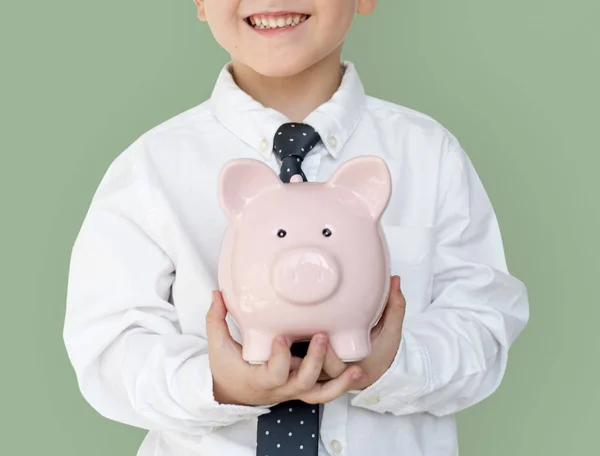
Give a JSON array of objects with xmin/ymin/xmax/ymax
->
[
  {"xmin": 316, "ymin": 335, "xmax": 327, "ymax": 346},
  {"xmin": 277, "ymin": 336, "xmax": 287, "ymax": 345}
]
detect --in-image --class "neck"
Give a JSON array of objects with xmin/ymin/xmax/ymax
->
[{"xmin": 230, "ymin": 49, "xmax": 344, "ymax": 122}]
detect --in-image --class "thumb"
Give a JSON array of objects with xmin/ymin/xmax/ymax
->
[
  {"xmin": 381, "ymin": 276, "xmax": 406, "ymax": 332},
  {"xmin": 392, "ymin": 276, "xmax": 406, "ymax": 307},
  {"xmin": 207, "ymin": 290, "xmax": 227, "ymax": 320},
  {"xmin": 206, "ymin": 290, "xmax": 236, "ymax": 348}
]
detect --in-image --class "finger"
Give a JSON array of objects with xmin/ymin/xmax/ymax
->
[
  {"xmin": 375, "ymin": 276, "xmax": 397, "ymax": 329},
  {"xmin": 256, "ymin": 336, "xmax": 292, "ymax": 390},
  {"xmin": 287, "ymin": 334, "xmax": 328, "ymax": 394},
  {"xmin": 369, "ymin": 278, "xmax": 395, "ymax": 342},
  {"xmin": 290, "ymin": 356, "xmax": 303, "ymax": 372},
  {"xmin": 206, "ymin": 291, "xmax": 240, "ymax": 351},
  {"xmin": 379, "ymin": 276, "xmax": 406, "ymax": 334},
  {"xmin": 318, "ymin": 372, "xmax": 333, "ymax": 382},
  {"xmin": 321, "ymin": 343, "xmax": 347, "ymax": 380},
  {"xmin": 298, "ymin": 366, "xmax": 366, "ymax": 404},
  {"xmin": 370, "ymin": 313, "xmax": 385, "ymax": 340}
]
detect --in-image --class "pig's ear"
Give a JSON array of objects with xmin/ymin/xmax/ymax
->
[
  {"xmin": 218, "ymin": 158, "xmax": 282, "ymax": 219},
  {"xmin": 327, "ymin": 156, "xmax": 392, "ymax": 219}
]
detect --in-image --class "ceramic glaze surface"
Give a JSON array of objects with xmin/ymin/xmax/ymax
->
[{"xmin": 217, "ymin": 156, "xmax": 392, "ymax": 363}]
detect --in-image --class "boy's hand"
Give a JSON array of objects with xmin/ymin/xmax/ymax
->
[
  {"xmin": 351, "ymin": 275, "xmax": 406, "ymax": 389},
  {"xmin": 206, "ymin": 291, "xmax": 367, "ymax": 406},
  {"xmin": 315, "ymin": 276, "xmax": 406, "ymax": 388}
]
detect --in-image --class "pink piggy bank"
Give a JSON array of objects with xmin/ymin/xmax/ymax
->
[{"xmin": 217, "ymin": 156, "xmax": 392, "ymax": 364}]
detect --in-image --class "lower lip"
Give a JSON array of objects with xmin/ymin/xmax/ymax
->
[{"xmin": 247, "ymin": 18, "xmax": 309, "ymax": 35}]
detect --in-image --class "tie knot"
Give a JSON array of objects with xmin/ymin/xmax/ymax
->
[{"xmin": 273, "ymin": 123, "xmax": 321, "ymax": 161}]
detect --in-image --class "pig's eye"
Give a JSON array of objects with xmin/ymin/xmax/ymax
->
[
  {"xmin": 322, "ymin": 228, "xmax": 332, "ymax": 237},
  {"xmin": 277, "ymin": 229, "xmax": 287, "ymax": 238}
]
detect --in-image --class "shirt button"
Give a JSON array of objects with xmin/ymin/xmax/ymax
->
[
  {"xmin": 328, "ymin": 135, "xmax": 338, "ymax": 149},
  {"xmin": 330, "ymin": 439, "xmax": 343, "ymax": 454},
  {"xmin": 366, "ymin": 395, "xmax": 381, "ymax": 405},
  {"xmin": 259, "ymin": 138, "xmax": 269, "ymax": 152}
]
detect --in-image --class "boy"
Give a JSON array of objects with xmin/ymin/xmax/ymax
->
[{"xmin": 63, "ymin": 0, "xmax": 529, "ymax": 455}]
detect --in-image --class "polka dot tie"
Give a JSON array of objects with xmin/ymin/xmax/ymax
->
[
  {"xmin": 257, "ymin": 124, "xmax": 321, "ymax": 455},
  {"xmin": 256, "ymin": 342, "xmax": 319, "ymax": 456},
  {"xmin": 272, "ymin": 122, "xmax": 321, "ymax": 182}
]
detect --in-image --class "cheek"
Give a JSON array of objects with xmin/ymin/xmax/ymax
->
[
  {"xmin": 313, "ymin": 10, "xmax": 355, "ymax": 51},
  {"xmin": 208, "ymin": 21, "xmax": 242, "ymax": 54},
  {"xmin": 317, "ymin": 0, "xmax": 356, "ymax": 33},
  {"xmin": 204, "ymin": 1, "xmax": 242, "ymax": 50}
]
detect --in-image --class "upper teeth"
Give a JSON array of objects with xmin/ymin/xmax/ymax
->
[{"xmin": 248, "ymin": 14, "xmax": 308, "ymax": 29}]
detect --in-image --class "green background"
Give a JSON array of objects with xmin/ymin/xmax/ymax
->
[{"xmin": 1, "ymin": 0, "xmax": 598, "ymax": 454}]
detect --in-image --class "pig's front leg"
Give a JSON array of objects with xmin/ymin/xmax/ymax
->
[
  {"xmin": 329, "ymin": 329, "xmax": 371, "ymax": 362},
  {"xmin": 242, "ymin": 329, "xmax": 278, "ymax": 364}
]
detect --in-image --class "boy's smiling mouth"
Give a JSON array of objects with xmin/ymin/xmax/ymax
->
[{"xmin": 245, "ymin": 12, "xmax": 310, "ymax": 30}]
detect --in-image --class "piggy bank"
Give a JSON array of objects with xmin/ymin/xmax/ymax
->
[{"xmin": 217, "ymin": 156, "xmax": 392, "ymax": 364}]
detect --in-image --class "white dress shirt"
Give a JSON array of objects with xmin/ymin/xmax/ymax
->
[{"xmin": 63, "ymin": 61, "xmax": 529, "ymax": 456}]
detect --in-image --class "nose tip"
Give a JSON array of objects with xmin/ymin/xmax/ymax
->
[{"xmin": 272, "ymin": 248, "xmax": 340, "ymax": 305}]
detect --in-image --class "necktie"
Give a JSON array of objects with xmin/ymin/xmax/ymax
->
[
  {"xmin": 272, "ymin": 122, "xmax": 321, "ymax": 183},
  {"xmin": 255, "ymin": 123, "xmax": 322, "ymax": 456}
]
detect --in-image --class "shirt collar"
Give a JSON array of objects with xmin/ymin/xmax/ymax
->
[{"xmin": 209, "ymin": 60, "xmax": 367, "ymax": 161}]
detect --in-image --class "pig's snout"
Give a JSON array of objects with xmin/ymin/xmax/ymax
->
[{"xmin": 272, "ymin": 248, "xmax": 340, "ymax": 304}]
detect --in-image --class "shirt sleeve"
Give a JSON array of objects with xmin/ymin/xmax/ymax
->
[
  {"xmin": 63, "ymin": 139, "xmax": 270, "ymax": 436},
  {"xmin": 350, "ymin": 137, "xmax": 530, "ymax": 417}
]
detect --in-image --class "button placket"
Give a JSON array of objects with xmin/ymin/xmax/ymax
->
[{"xmin": 319, "ymin": 394, "xmax": 348, "ymax": 455}]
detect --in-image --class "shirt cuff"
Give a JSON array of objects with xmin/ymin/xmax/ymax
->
[
  {"xmin": 176, "ymin": 355, "xmax": 272, "ymax": 428},
  {"xmin": 349, "ymin": 331, "xmax": 431, "ymax": 415}
]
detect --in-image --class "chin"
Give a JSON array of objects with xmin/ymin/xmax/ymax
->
[{"xmin": 238, "ymin": 56, "xmax": 317, "ymax": 78}]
